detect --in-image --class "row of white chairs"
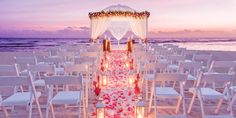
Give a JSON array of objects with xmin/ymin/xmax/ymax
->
[
  {"xmin": 133, "ymin": 44, "xmax": 236, "ymax": 118},
  {"xmin": 0, "ymin": 63, "xmax": 88, "ymax": 118}
]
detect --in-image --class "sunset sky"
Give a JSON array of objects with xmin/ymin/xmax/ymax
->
[{"xmin": 0, "ymin": 0, "xmax": 236, "ymax": 38}]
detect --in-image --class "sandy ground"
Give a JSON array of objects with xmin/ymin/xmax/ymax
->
[{"xmin": 0, "ymin": 49, "xmax": 236, "ymax": 118}]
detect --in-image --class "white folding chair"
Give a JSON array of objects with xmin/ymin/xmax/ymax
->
[
  {"xmin": 167, "ymin": 55, "xmax": 185, "ymax": 73},
  {"xmin": 44, "ymin": 76, "xmax": 85, "ymax": 118},
  {"xmin": 0, "ymin": 64, "xmax": 19, "ymax": 76},
  {"xmin": 0, "ymin": 72, "xmax": 42, "ymax": 118},
  {"xmin": 27, "ymin": 64, "xmax": 56, "ymax": 86},
  {"xmin": 43, "ymin": 56, "xmax": 65, "ymax": 67},
  {"xmin": 192, "ymin": 54, "xmax": 212, "ymax": 71},
  {"xmin": 188, "ymin": 73, "xmax": 234, "ymax": 118},
  {"xmin": 63, "ymin": 63, "xmax": 90, "ymax": 108},
  {"xmin": 208, "ymin": 61, "xmax": 235, "ymax": 74},
  {"xmin": 179, "ymin": 61, "xmax": 202, "ymax": 87},
  {"xmin": 149, "ymin": 73, "xmax": 187, "ymax": 117},
  {"xmin": 144, "ymin": 62, "xmax": 169, "ymax": 100},
  {"xmin": 14, "ymin": 56, "xmax": 37, "ymax": 75}
]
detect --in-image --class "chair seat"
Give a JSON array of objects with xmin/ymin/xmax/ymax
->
[
  {"xmin": 1, "ymin": 92, "xmax": 41, "ymax": 106},
  {"xmin": 0, "ymin": 94, "xmax": 2, "ymax": 103},
  {"xmin": 230, "ymin": 86, "xmax": 236, "ymax": 92},
  {"xmin": 168, "ymin": 64, "xmax": 179, "ymax": 71},
  {"xmin": 19, "ymin": 69, "xmax": 28, "ymax": 76},
  {"xmin": 187, "ymin": 74, "xmax": 197, "ymax": 80},
  {"xmin": 51, "ymin": 91, "xmax": 81, "ymax": 104},
  {"xmin": 200, "ymin": 88, "xmax": 224, "ymax": 99},
  {"xmin": 158, "ymin": 114, "xmax": 186, "ymax": 118},
  {"xmin": 155, "ymin": 87, "xmax": 180, "ymax": 98},
  {"xmin": 34, "ymin": 79, "xmax": 45, "ymax": 86},
  {"xmin": 204, "ymin": 115, "xmax": 233, "ymax": 118}
]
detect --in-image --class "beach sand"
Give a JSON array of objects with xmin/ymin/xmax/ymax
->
[{"xmin": 0, "ymin": 49, "xmax": 235, "ymax": 118}]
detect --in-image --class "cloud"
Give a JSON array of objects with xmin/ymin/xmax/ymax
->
[
  {"xmin": 0, "ymin": 26, "xmax": 90, "ymax": 38},
  {"xmin": 0, "ymin": 27, "xmax": 236, "ymax": 39}
]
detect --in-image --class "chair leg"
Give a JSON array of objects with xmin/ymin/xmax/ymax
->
[
  {"xmin": 187, "ymin": 91, "xmax": 197, "ymax": 114},
  {"xmin": 35, "ymin": 99, "xmax": 43, "ymax": 118},
  {"xmin": 146, "ymin": 80, "xmax": 148, "ymax": 100},
  {"xmin": 28, "ymin": 102, "xmax": 33, "ymax": 118},
  {"xmin": 78, "ymin": 107, "xmax": 80, "ymax": 118},
  {"xmin": 182, "ymin": 96, "xmax": 186, "ymax": 115},
  {"xmin": 228, "ymin": 94, "xmax": 236, "ymax": 111},
  {"xmin": 214, "ymin": 98, "xmax": 223, "ymax": 114},
  {"xmin": 148, "ymin": 82, "xmax": 154, "ymax": 112},
  {"xmin": 46, "ymin": 103, "xmax": 50, "ymax": 118},
  {"xmin": 175, "ymin": 96, "xmax": 182, "ymax": 114},
  {"xmin": 50, "ymin": 103, "xmax": 55, "ymax": 118},
  {"xmin": 1, "ymin": 106, "xmax": 8, "ymax": 118},
  {"xmin": 154, "ymin": 96, "xmax": 157, "ymax": 118},
  {"xmin": 198, "ymin": 93, "xmax": 205, "ymax": 118}
]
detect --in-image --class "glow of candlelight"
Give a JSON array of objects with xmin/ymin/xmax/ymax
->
[
  {"xmin": 105, "ymin": 63, "xmax": 109, "ymax": 68},
  {"xmin": 129, "ymin": 77, "xmax": 133, "ymax": 85},
  {"xmin": 126, "ymin": 62, "xmax": 129, "ymax": 68},
  {"xmin": 98, "ymin": 111, "xmax": 104, "ymax": 118},
  {"xmin": 103, "ymin": 76, "xmax": 107, "ymax": 86}
]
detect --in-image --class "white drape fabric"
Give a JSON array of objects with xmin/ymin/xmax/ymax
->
[
  {"xmin": 108, "ymin": 20, "xmax": 130, "ymax": 41},
  {"xmin": 91, "ymin": 18, "xmax": 107, "ymax": 40},
  {"xmin": 129, "ymin": 18, "xmax": 147, "ymax": 40},
  {"xmin": 90, "ymin": 16, "xmax": 147, "ymax": 42}
]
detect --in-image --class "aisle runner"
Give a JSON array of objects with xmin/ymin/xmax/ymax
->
[{"xmin": 92, "ymin": 50, "xmax": 137, "ymax": 118}]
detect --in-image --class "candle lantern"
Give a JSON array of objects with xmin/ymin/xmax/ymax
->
[
  {"xmin": 128, "ymin": 75, "xmax": 134, "ymax": 86},
  {"xmin": 135, "ymin": 96, "xmax": 145, "ymax": 118},
  {"xmin": 128, "ymin": 70, "xmax": 136, "ymax": 86},
  {"xmin": 101, "ymin": 73, "xmax": 108, "ymax": 86},
  {"xmin": 96, "ymin": 98, "xmax": 105, "ymax": 118}
]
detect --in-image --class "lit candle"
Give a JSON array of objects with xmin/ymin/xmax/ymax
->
[
  {"xmin": 105, "ymin": 62, "xmax": 109, "ymax": 69},
  {"xmin": 102, "ymin": 76, "xmax": 107, "ymax": 86},
  {"xmin": 129, "ymin": 76, "xmax": 133, "ymax": 86},
  {"xmin": 126, "ymin": 62, "xmax": 129, "ymax": 68}
]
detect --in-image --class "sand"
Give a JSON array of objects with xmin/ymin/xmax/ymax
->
[{"xmin": 0, "ymin": 49, "xmax": 235, "ymax": 118}]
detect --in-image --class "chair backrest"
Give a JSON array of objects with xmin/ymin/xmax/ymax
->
[
  {"xmin": 193, "ymin": 54, "xmax": 212, "ymax": 61},
  {"xmin": 79, "ymin": 52, "xmax": 98, "ymax": 58},
  {"xmin": 14, "ymin": 56, "xmax": 37, "ymax": 65},
  {"xmin": 43, "ymin": 56, "xmax": 65, "ymax": 65},
  {"xmin": 63, "ymin": 64, "xmax": 88, "ymax": 74},
  {"xmin": 44, "ymin": 76, "xmax": 82, "ymax": 87},
  {"xmin": 209, "ymin": 61, "xmax": 235, "ymax": 73},
  {"xmin": 27, "ymin": 64, "xmax": 55, "ymax": 74},
  {"xmin": 200, "ymin": 73, "xmax": 233, "ymax": 83},
  {"xmin": 74, "ymin": 57, "xmax": 96, "ymax": 65},
  {"xmin": 167, "ymin": 55, "xmax": 185, "ymax": 64},
  {"xmin": 179, "ymin": 61, "xmax": 202, "ymax": 75},
  {"xmin": 145, "ymin": 62, "xmax": 169, "ymax": 73},
  {"xmin": 0, "ymin": 76, "xmax": 31, "ymax": 86},
  {"xmin": 14, "ymin": 56, "xmax": 37, "ymax": 71},
  {"xmin": 0, "ymin": 64, "xmax": 19, "ymax": 76},
  {"xmin": 155, "ymin": 73, "xmax": 187, "ymax": 82},
  {"xmin": 192, "ymin": 54, "xmax": 212, "ymax": 67}
]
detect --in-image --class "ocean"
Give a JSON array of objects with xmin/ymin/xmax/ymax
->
[{"xmin": 0, "ymin": 38, "xmax": 236, "ymax": 52}]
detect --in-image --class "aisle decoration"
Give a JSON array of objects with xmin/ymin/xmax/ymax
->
[
  {"xmin": 134, "ymin": 97, "xmax": 145, "ymax": 118},
  {"xmin": 96, "ymin": 98, "xmax": 105, "ymax": 118},
  {"xmin": 92, "ymin": 50, "xmax": 141, "ymax": 118}
]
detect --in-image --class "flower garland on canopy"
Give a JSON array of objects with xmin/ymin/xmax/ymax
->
[{"xmin": 89, "ymin": 11, "xmax": 150, "ymax": 19}]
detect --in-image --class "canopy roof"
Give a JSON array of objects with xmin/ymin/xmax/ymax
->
[
  {"xmin": 103, "ymin": 4, "xmax": 136, "ymax": 12},
  {"xmin": 88, "ymin": 4, "xmax": 150, "ymax": 19}
]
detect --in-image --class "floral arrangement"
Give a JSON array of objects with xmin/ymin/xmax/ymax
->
[{"xmin": 89, "ymin": 11, "xmax": 150, "ymax": 19}]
